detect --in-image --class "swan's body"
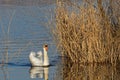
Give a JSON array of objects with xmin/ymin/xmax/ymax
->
[{"xmin": 29, "ymin": 44, "xmax": 49, "ymax": 67}]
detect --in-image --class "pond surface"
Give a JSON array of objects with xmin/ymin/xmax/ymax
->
[
  {"xmin": 0, "ymin": 1, "xmax": 60, "ymax": 80},
  {"xmin": 0, "ymin": 1, "xmax": 120, "ymax": 80}
]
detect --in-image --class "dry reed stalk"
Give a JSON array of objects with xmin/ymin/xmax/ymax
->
[{"xmin": 52, "ymin": 0, "xmax": 120, "ymax": 64}]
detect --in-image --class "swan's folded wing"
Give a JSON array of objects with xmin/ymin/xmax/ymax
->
[
  {"xmin": 30, "ymin": 51, "xmax": 36, "ymax": 57},
  {"xmin": 37, "ymin": 51, "xmax": 42, "ymax": 57},
  {"xmin": 29, "ymin": 51, "xmax": 43, "ymax": 66}
]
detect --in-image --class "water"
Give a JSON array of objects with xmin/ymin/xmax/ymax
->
[
  {"xmin": 55, "ymin": 61, "xmax": 120, "ymax": 80},
  {"xmin": 0, "ymin": 1, "xmax": 120, "ymax": 80},
  {"xmin": 0, "ymin": 1, "xmax": 59, "ymax": 80}
]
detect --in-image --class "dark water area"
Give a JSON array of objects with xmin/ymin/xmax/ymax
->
[{"xmin": 56, "ymin": 62, "xmax": 120, "ymax": 80}]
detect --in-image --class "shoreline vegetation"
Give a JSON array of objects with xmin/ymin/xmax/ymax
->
[{"xmin": 52, "ymin": 0, "xmax": 120, "ymax": 64}]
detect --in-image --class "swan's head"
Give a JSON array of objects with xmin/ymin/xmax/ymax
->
[{"xmin": 43, "ymin": 44, "xmax": 48, "ymax": 52}]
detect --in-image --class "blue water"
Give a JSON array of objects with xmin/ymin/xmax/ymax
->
[
  {"xmin": 1, "ymin": 1, "xmax": 120, "ymax": 80},
  {"xmin": 0, "ymin": 1, "xmax": 60, "ymax": 80}
]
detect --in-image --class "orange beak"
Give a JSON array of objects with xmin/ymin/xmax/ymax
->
[
  {"xmin": 45, "ymin": 47, "xmax": 48, "ymax": 51},
  {"xmin": 44, "ymin": 44, "xmax": 48, "ymax": 51}
]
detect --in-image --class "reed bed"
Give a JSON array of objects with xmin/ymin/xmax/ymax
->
[{"xmin": 52, "ymin": 0, "xmax": 120, "ymax": 64}]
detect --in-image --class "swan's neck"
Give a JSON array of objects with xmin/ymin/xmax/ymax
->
[
  {"xmin": 44, "ymin": 49, "xmax": 47, "ymax": 55},
  {"xmin": 43, "ymin": 48, "xmax": 49, "ymax": 66}
]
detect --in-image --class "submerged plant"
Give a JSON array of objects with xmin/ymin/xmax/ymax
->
[{"xmin": 0, "ymin": 10, "xmax": 16, "ymax": 63}]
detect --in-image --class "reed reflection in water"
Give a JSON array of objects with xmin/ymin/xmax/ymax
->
[
  {"xmin": 29, "ymin": 66, "xmax": 49, "ymax": 80},
  {"xmin": 0, "ymin": 65, "xmax": 9, "ymax": 80},
  {"xmin": 56, "ymin": 58, "xmax": 120, "ymax": 80}
]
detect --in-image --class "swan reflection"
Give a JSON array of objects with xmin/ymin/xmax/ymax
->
[{"xmin": 29, "ymin": 66, "xmax": 49, "ymax": 80}]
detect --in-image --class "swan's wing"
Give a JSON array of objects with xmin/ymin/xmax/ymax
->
[
  {"xmin": 29, "ymin": 51, "xmax": 43, "ymax": 66},
  {"xmin": 29, "ymin": 51, "xmax": 43, "ymax": 65},
  {"xmin": 37, "ymin": 51, "xmax": 42, "ymax": 57},
  {"xmin": 37, "ymin": 51, "xmax": 43, "ymax": 63},
  {"xmin": 30, "ymin": 51, "xmax": 36, "ymax": 57}
]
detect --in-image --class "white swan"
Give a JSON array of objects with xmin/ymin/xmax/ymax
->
[{"xmin": 29, "ymin": 44, "xmax": 49, "ymax": 67}]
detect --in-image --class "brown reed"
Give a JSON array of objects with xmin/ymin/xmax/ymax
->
[{"xmin": 52, "ymin": 0, "xmax": 120, "ymax": 64}]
